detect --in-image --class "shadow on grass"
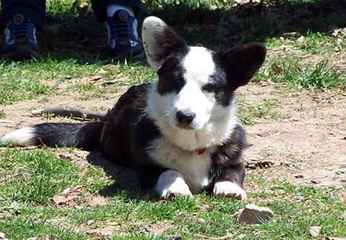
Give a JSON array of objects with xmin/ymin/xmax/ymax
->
[
  {"xmin": 86, "ymin": 151, "xmax": 149, "ymax": 200},
  {"xmin": 1, "ymin": 0, "xmax": 345, "ymax": 64},
  {"xmin": 152, "ymin": 0, "xmax": 346, "ymax": 48}
]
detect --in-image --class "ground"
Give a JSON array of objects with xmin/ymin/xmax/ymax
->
[
  {"xmin": 241, "ymin": 84, "xmax": 346, "ymax": 187},
  {"xmin": 0, "ymin": 0, "xmax": 346, "ymax": 239},
  {"xmin": 1, "ymin": 82, "xmax": 345, "ymax": 187}
]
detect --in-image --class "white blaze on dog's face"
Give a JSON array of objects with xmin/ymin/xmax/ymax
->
[
  {"xmin": 173, "ymin": 47, "xmax": 216, "ymax": 129},
  {"xmin": 142, "ymin": 16, "xmax": 266, "ymax": 132}
]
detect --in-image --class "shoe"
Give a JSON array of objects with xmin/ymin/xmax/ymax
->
[
  {"xmin": 1, "ymin": 13, "xmax": 39, "ymax": 59},
  {"xmin": 105, "ymin": 9, "xmax": 143, "ymax": 59}
]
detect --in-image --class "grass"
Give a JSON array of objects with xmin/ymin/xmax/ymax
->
[
  {"xmin": 1, "ymin": 0, "xmax": 346, "ymax": 239},
  {"xmin": 239, "ymin": 98, "xmax": 280, "ymax": 125},
  {"xmin": 0, "ymin": 148, "xmax": 345, "ymax": 239},
  {"xmin": 0, "ymin": 61, "xmax": 51, "ymax": 105},
  {"xmin": 0, "ymin": 58, "xmax": 155, "ymax": 104},
  {"xmin": 265, "ymin": 59, "xmax": 346, "ymax": 89},
  {"xmin": 0, "ymin": 58, "xmax": 99, "ymax": 104},
  {"xmin": 266, "ymin": 31, "xmax": 346, "ymax": 55},
  {"xmin": 0, "ymin": 149, "xmax": 79, "ymax": 204},
  {"xmin": 0, "ymin": 110, "xmax": 6, "ymax": 119}
]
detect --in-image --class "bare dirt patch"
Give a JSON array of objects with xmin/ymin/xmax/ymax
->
[
  {"xmin": 0, "ymin": 93, "xmax": 120, "ymax": 136},
  {"xmin": 239, "ymin": 84, "xmax": 346, "ymax": 187},
  {"xmin": 1, "ymin": 83, "xmax": 345, "ymax": 188}
]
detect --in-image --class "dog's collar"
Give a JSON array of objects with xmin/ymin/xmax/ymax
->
[{"xmin": 195, "ymin": 148, "xmax": 207, "ymax": 155}]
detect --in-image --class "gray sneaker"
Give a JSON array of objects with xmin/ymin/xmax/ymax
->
[{"xmin": 105, "ymin": 9, "xmax": 143, "ymax": 59}]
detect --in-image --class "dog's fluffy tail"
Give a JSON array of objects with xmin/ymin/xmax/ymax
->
[{"xmin": 0, "ymin": 122, "xmax": 103, "ymax": 151}]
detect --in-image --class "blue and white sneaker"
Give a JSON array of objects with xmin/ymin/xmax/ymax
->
[
  {"xmin": 105, "ymin": 9, "xmax": 143, "ymax": 59},
  {"xmin": 1, "ymin": 13, "xmax": 39, "ymax": 59}
]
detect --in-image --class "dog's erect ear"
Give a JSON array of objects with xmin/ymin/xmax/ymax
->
[
  {"xmin": 142, "ymin": 16, "xmax": 187, "ymax": 71},
  {"xmin": 220, "ymin": 43, "xmax": 266, "ymax": 91}
]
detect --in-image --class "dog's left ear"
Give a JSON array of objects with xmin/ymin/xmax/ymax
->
[
  {"xmin": 220, "ymin": 43, "xmax": 266, "ymax": 91},
  {"xmin": 142, "ymin": 16, "xmax": 187, "ymax": 71}
]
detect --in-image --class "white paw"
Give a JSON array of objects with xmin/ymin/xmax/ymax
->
[
  {"xmin": 213, "ymin": 181, "xmax": 247, "ymax": 200},
  {"xmin": 155, "ymin": 170, "xmax": 193, "ymax": 199}
]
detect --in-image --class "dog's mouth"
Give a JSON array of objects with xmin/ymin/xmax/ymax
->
[
  {"xmin": 176, "ymin": 123, "xmax": 195, "ymax": 130},
  {"xmin": 175, "ymin": 120, "xmax": 207, "ymax": 131}
]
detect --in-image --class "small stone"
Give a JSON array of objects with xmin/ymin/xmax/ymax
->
[
  {"xmin": 237, "ymin": 204, "xmax": 274, "ymax": 224},
  {"xmin": 297, "ymin": 36, "xmax": 305, "ymax": 43},
  {"xmin": 197, "ymin": 218, "xmax": 206, "ymax": 224},
  {"xmin": 87, "ymin": 220, "xmax": 94, "ymax": 225},
  {"xmin": 31, "ymin": 109, "xmax": 44, "ymax": 116},
  {"xmin": 0, "ymin": 233, "xmax": 6, "ymax": 239},
  {"xmin": 309, "ymin": 226, "xmax": 321, "ymax": 237},
  {"xmin": 311, "ymin": 179, "xmax": 321, "ymax": 184}
]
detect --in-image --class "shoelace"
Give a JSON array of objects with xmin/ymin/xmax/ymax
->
[
  {"xmin": 13, "ymin": 19, "xmax": 31, "ymax": 39},
  {"xmin": 109, "ymin": 18, "xmax": 130, "ymax": 45}
]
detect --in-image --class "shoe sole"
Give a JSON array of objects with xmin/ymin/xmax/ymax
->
[{"xmin": 1, "ymin": 43, "xmax": 38, "ymax": 60}]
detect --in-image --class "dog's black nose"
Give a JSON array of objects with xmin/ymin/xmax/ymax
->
[{"xmin": 176, "ymin": 111, "xmax": 195, "ymax": 126}]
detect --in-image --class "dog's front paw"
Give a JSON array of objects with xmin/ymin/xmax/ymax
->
[
  {"xmin": 213, "ymin": 181, "xmax": 247, "ymax": 200},
  {"xmin": 155, "ymin": 170, "xmax": 193, "ymax": 199},
  {"xmin": 160, "ymin": 181, "xmax": 193, "ymax": 199}
]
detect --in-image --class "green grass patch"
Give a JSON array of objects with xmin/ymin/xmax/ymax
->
[
  {"xmin": 266, "ymin": 31, "xmax": 346, "ymax": 54},
  {"xmin": 0, "ymin": 218, "xmax": 86, "ymax": 240},
  {"xmin": 0, "ymin": 148, "xmax": 345, "ymax": 239},
  {"xmin": 239, "ymin": 98, "xmax": 280, "ymax": 125},
  {"xmin": 266, "ymin": 59, "xmax": 346, "ymax": 89},
  {"xmin": 71, "ymin": 83, "xmax": 104, "ymax": 100},
  {"xmin": 0, "ymin": 58, "xmax": 102, "ymax": 105},
  {"xmin": 0, "ymin": 55, "xmax": 157, "ymax": 104},
  {"xmin": 118, "ymin": 62, "xmax": 156, "ymax": 86},
  {"xmin": 0, "ymin": 61, "xmax": 50, "ymax": 105},
  {"xmin": 0, "ymin": 149, "xmax": 79, "ymax": 205},
  {"xmin": 0, "ymin": 110, "xmax": 6, "ymax": 119}
]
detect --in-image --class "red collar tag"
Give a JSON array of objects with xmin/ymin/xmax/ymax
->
[{"xmin": 195, "ymin": 148, "xmax": 207, "ymax": 155}]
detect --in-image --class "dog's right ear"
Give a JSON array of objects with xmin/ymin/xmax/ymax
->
[{"xmin": 142, "ymin": 16, "xmax": 187, "ymax": 71}]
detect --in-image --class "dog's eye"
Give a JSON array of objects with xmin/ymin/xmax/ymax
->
[{"xmin": 202, "ymin": 83, "xmax": 221, "ymax": 93}]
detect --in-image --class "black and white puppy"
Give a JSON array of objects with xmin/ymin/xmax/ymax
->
[{"xmin": 0, "ymin": 16, "xmax": 266, "ymax": 200}]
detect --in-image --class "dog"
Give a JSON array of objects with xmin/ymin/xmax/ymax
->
[{"xmin": 0, "ymin": 16, "xmax": 266, "ymax": 200}]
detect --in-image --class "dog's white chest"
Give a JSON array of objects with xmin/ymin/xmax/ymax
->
[{"xmin": 148, "ymin": 138, "xmax": 212, "ymax": 193}]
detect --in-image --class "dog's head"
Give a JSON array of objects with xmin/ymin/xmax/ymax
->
[{"xmin": 142, "ymin": 16, "xmax": 266, "ymax": 131}]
